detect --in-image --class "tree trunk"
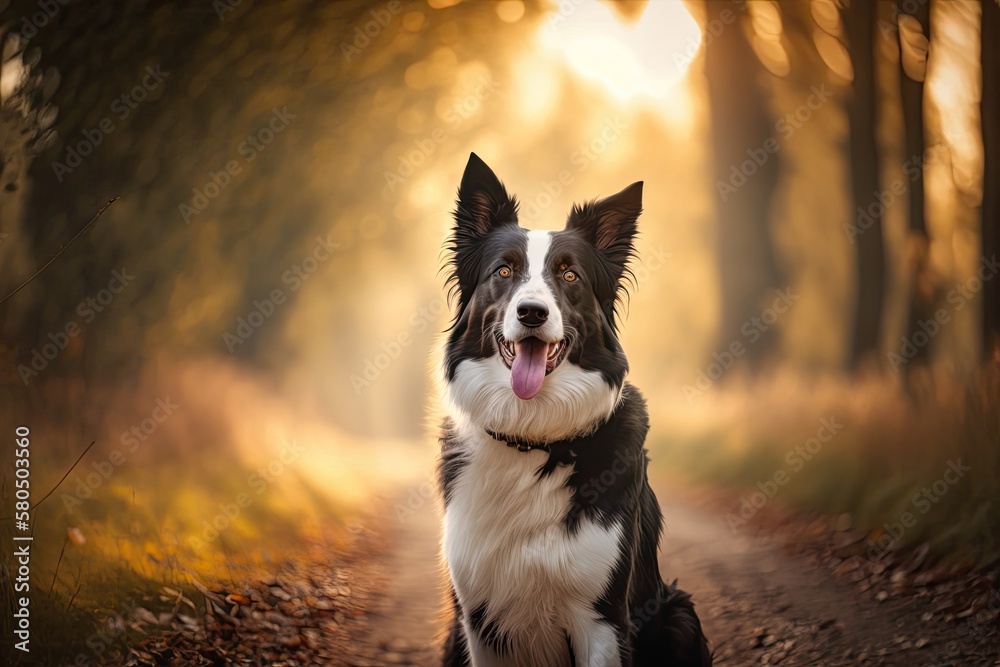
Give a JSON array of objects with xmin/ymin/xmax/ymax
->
[
  {"xmin": 898, "ymin": 0, "xmax": 932, "ymax": 370},
  {"xmin": 704, "ymin": 0, "xmax": 782, "ymax": 369},
  {"xmin": 844, "ymin": 0, "xmax": 885, "ymax": 368},
  {"xmin": 982, "ymin": 0, "xmax": 1000, "ymax": 358}
]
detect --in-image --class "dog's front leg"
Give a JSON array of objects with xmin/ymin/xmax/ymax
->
[
  {"xmin": 567, "ymin": 617, "xmax": 629, "ymax": 667},
  {"xmin": 442, "ymin": 615, "xmax": 470, "ymax": 666},
  {"xmin": 462, "ymin": 621, "xmax": 508, "ymax": 667}
]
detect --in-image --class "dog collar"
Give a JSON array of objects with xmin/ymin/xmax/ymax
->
[
  {"xmin": 485, "ymin": 429, "xmax": 550, "ymax": 452},
  {"xmin": 484, "ymin": 428, "xmax": 578, "ymax": 457}
]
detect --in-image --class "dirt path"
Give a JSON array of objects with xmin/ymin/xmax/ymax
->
[
  {"xmin": 655, "ymin": 490, "xmax": 985, "ymax": 666},
  {"xmin": 363, "ymin": 480, "xmax": 999, "ymax": 667},
  {"xmin": 365, "ymin": 488, "xmax": 444, "ymax": 664},
  {"xmin": 121, "ymin": 479, "xmax": 998, "ymax": 666}
]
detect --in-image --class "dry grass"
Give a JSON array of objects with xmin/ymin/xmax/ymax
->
[
  {"xmin": 651, "ymin": 362, "xmax": 1000, "ymax": 566},
  {"xmin": 0, "ymin": 356, "xmax": 427, "ymax": 663}
]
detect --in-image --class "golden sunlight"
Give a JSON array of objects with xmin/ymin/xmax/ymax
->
[
  {"xmin": 537, "ymin": 0, "xmax": 702, "ymax": 102},
  {"xmin": 9, "ymin": 1, "xmax": 1000, "ymax": 663}
]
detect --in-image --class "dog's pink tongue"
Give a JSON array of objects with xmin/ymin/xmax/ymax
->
[{"xmin": 511, "ymin": 338, "xmax": 548, "ymax": 400}]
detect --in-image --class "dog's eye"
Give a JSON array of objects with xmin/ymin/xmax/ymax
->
[
  {"xmin": 563, "ymin": 270, "xmax": 577, "ymax": 283},
  {"xmin": 497, "ymin": 266, "xmax": 512, "ymax": 278}
]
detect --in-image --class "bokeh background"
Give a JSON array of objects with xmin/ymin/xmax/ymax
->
[{"xmin": 1, "ymin": 0, "xmax": 998, "ymax": 663}]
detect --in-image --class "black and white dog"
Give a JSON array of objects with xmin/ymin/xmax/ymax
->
[{"xmin": 438, "ymin": 154, "xmax": 711, "ymax": 667}]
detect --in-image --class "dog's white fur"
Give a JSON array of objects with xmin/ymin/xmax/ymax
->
[
  {"xmin": 444, "ymin": 356, "xmax": 621, "ymax": 443},
  {"xmin": 501, "ymin": 230, "xmax": 564, "ymax": 344},
  {"xmin": 443, "ymin": 423, "xmax": 624, "ymax": 667}
]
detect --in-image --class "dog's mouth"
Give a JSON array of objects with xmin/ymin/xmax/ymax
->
[{"xmin": 495, "ymin": 331, "xmax": 568, "ymax": 400}]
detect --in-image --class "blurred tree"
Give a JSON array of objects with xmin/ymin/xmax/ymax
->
[
  {"xmin": 5, "ymin": 0, "xmax": 216, "ymax": 361},
  {"xmin": 983, "ymin": 0, "xmax": 1000, "ymax": 358},
  {"xmin": 779, "ymin": 0, "xmax": 828, "ymax": 77},
  {"xmin": 704, "ymin": 0, "xmax": 782, "ymax": 369},
  {"xmin": 0, "ymin": 26, "xmax": 55, "ymax": 348},
  {"xmin": 897, "ymin": 0, "xmax": 933, "ymax": 372},
  {"xmin": 843, "ymin": 0, "xmax": 885, "ymax": 369},
  {"xmin": 7, "ymin": 0, "xmax": 378, "ymax": 375},
  {"xmin": 4, "ymin": 0, "xmax": 494, "ymax": 436}
]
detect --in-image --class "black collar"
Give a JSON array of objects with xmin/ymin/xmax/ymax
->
[
  {"xmin": 484, "ymin": 428, "xmax": 580, "ymax": 459},
  {"xmin": 485, "ymin": 428, "xmax": 550, "ymax": 452}
]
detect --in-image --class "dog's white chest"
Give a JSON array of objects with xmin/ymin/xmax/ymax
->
[{"xmin": 443, "ymin": 436, "xmax": 623, "ymax": 666}]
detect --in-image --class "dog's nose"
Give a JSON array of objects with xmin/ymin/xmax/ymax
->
[{"xmin": 516, "ymin": 299, "xmax": 548, "ymax": 327}]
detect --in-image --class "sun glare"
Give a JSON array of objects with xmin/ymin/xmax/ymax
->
[{"xmin": 537, "ymin": 0, "xmax": 702, "ymax": 102}]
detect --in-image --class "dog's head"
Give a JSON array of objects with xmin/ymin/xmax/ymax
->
[{"xmin": 442, "ymin": 153, "xmax": 642, "ymax": 441}]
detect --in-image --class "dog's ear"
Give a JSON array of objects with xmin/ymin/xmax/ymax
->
[
  {"xmin": 566, "ymin": 181, "xmax": 642, "ymax": 271},
  {"xmin": 454, "ymin": 153, "xmax": 518, "ymax": 235},
  {"xmin": 445, "ymin": 154, "xmax": 519, "ymax": 321},
  {"xmin": 566, "ymin": 182, "xmax": 642, "ymax": 330}
]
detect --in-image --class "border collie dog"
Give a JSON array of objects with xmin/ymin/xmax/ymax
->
[{"xmin": 438, "ymin": 154, "xmax": 712, "ymax": 667}]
